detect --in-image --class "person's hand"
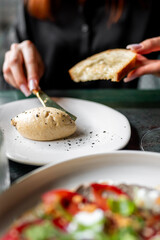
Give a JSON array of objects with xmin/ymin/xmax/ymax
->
[
  {"xmin": 3, "ymin": 40, "xmax": 44, "ymax": 96},
  {"xmin": 124, "ymin": 37, "xmax": 160, "ymax": 82}
]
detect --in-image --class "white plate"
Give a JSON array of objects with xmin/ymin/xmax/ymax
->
[
  {"xmin": 0, "ymin": 151, "xmax": 160, "ymax": 235},
  {"xmin": 0, "ymin": 97, "xmax": 131, "ymax": 165}
]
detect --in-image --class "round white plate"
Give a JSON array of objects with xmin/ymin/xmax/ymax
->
[
  {"xmin": 0, "ymin": 151, "xmax": 160, "ymax": 235},
  {"xmin": 0, "ymin": 97, "xmax": 131, "ymax": 165}
]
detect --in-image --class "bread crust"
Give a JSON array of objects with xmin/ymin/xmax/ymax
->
[
  {"xmin": 69, "ymin": 49, "xmax": 137, "ymax": 82},
  {"xmin": 116, "ymin": 54, "xmax": 136, "ymax": 82}
]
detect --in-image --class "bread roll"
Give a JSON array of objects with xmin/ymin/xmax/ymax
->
[{"xmin": 69, "ymin": 49, "xmax": 136, "ymax": 82}]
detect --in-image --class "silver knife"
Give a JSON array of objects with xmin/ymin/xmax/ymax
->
[{"xmin": 32, "ymin": 90, "xmax": 77, "ymax": 121}]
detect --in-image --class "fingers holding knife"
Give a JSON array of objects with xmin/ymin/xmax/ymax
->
[{"xmin": 3, "ymin": 40, "xmax": 44, "ymax": 96}]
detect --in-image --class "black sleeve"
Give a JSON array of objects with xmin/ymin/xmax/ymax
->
[{"xmin": 144, "ymin": 1, "xmax": 160, "ymax": 60}]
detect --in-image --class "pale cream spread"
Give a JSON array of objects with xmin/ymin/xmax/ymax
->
[{"xmin": 11, "ymin": 107, "xmax": 76, "ymax": 141}]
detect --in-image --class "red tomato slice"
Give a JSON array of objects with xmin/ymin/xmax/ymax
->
[
  {"xmin": 0, "ymin": 229, "xmax": 19, "ymax": 240},
  {"xmin": 42, "ymin": 189, "xmax": 89, "ymax": 231},
  {"xmin": 91, "ymin": 183, "xmax": 128, "ymax": 210},
  {"xmin": 42, "ymin": 189, "xmax": 87, "ymax": 215},
  {"xmin": 1, "ymin": 220, "xmax": 43, "ymax": 240},
  {"xmin": 52, "ymin": 217, "xmax": 69, "ymax": 231}
]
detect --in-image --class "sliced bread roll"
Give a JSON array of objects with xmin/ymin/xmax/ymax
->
[{"xmin": 69, "ymin": 49, "xmax": 136, "ymax": 82}]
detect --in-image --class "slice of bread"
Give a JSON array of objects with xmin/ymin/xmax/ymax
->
[{"xmin": 69, "ymin": 49, "xmax": 136, "ymax": 82}]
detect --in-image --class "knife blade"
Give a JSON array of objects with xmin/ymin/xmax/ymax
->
[{"xmin": 32, "ymin": 90, "xmax": 77, "ymax": 121}]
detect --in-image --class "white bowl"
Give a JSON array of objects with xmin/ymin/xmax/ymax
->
[{"xmin": 0, "ymin": 150, "xmax": 160, "ymax": 235}]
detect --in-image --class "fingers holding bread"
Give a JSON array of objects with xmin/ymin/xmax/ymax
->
[
  {"xmin": 127, "ymin": 37, "xmax": 160, "ymax": 55},
  {"xmin": 124, "ymin": 59, "xmax": 160, "ymax": 82},
  {"xmin": 125, "ymin": 37, "xmax": 160, "ymax": 81}
]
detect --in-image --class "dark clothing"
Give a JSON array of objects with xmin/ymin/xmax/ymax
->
[{"xmin": 2, "ymin": 0, "xmax": 160, "ymax": 90}]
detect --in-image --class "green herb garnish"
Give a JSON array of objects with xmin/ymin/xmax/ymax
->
[
  {"xmin": 23, "ymin": 220, "xmax": 74, "ymax": 240},
  {"xmin": 108, "ymin": 197, "xmax": 136, "ymax": 216},
  {"xmin": 111, "ymin": 227, "xmax": 140, "ymax": 240}
]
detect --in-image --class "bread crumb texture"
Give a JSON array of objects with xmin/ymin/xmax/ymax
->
[
  {"xmin": 69, "ymin": 49, "xmax": 136, "ymax": 82},
  {"xmin": 11, "ymin": 107, "xmax": 76, "ymax": 141}
]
